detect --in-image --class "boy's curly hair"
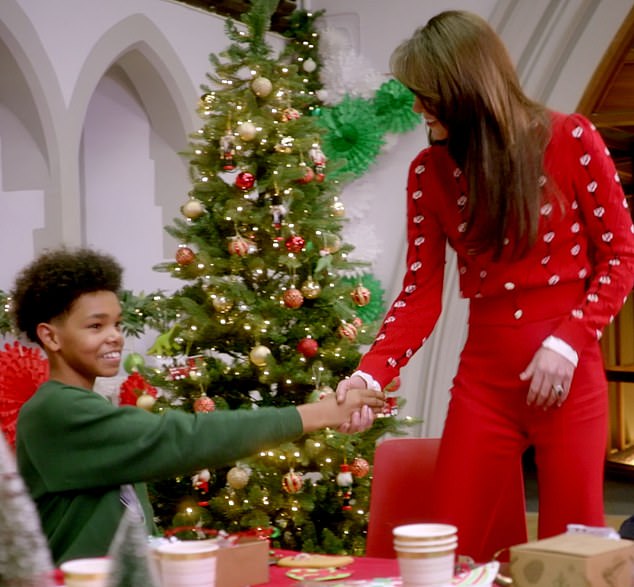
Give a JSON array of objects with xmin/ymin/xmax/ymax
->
[{"xmin": 11, "ymin": 247, "xmax": 123, "ymax": 345}]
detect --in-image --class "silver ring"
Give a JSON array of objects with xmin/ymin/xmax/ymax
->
[{"xmin": 552, "ymin": 384, "xmax": 564, "ymax": 398}]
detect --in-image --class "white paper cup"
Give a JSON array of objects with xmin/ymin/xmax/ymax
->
[
  {"xmin": 60, "ymin": 557, "xmax": 111, "ymax": 587},
  {"xmin": 393, "ymin": 523, "xmax": 457, "ymax": 542},
  {"xmin": 155, "ymin": 541, "xmax": 218, "ymax": 587}
]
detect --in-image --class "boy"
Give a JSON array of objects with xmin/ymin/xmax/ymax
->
[{"xmin": 12, "ymin": 247, "xmax": 384, "ymax": 564}]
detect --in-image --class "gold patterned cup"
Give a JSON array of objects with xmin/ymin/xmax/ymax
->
[
  {"xmin": 155, "ymin": 540, "xmax": 219, "ymax": 587},
  {"xmin": 60, "ymin": 557, "xmax": 111, "ymax": 587},
  {"xmin": 393, "ymin": 524, "xmax": 458, "ymax": 587}
]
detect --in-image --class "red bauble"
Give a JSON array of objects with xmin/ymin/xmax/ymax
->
[
  {"xmin": 297, "ymin": 337, "xmax": 319, "ymax": 358},
  {"xmin": 350, "ymin": 457, "xmax": 370, "ymax": 478},
  {"xmin": 283, "ymin": 288, "xmax": 304, "ymax": 309},
  {"xmin": 296, "ymin": 166, "xmax": 315, "ymax": 184},
  {"xmin": 282, "ymin": 470, "xmax": 304, "ymax": 494},
  {"xmin": 350, "ymin": 284, "xmax": 371, "ymax": 306},
  {"xmin": 352, "ymin": 317, "xmax": 363, "ymax": 328},
  {"xmin": 285, "ymin": 235, "xmax": 305, "ymax": 253},
  {"xmin": 175, "ymin": 245, "xmax": 196, "ymax": 266},
  {"xmin": 235, "ymin": 171, "xmax": 256, "ymax": 190},
  {"xmin": 194, "ymin": 396, "xmax": 216, "ymax": 413},
  {"xmin": 338, "ymin": 321, "xmax": 358, "ymax": 341}
]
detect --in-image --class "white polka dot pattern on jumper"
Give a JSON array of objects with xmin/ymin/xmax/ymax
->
[
  {"xmin": 504, "ymin": 282, "xmax": 515, "ymax": 290},
  {"xmin": 599, "ymin": 275, "xmax": 611, "ymax": 284},
  {"xmin": 571, "ymin": 223, "xmax": 580, "ymax": 233},
  {"xmin": 457, "ymin": 196, "xmax": 467, "ymax": 207},
  {"xmin": 405, "ymin": 349, "xmax": 413, "ymax": 358},
  {"xmin": 548, "ymin": 275, "xmax": 560, "ymax": 285},
  {"xmin": 543, "ymin": 232, "xmax": 555, "ymax": 243},
  {"xmin": 415, "ymin": 165, "xmax": 425, "ymax": 174},
  {"xmin": 579, "ymin": 268, "xmax": 588, "ymax": 278},
  {"xmin": 458, "ymin": 222, "xmax": 467, "ymax": 233},
  {"xmin": 538, "ymin": 176, "xmax": 546, "ymax": 187},
  {"xmin": 571, "ymin": 245, "xmax": 581, "ymax": 256},
  {"xmin": 377, "ymin": 333, "xmax": 386, "ymax": 341},
  {"xmin": 413, "ymin": 190, "xmax": 422, "ymax": 199},
  {"xmin": 514, "ymin": 310, "xmax": 523, "ymax": 319},
  {"xmin": 413, "ymin": 215, "xmax": 424, "ymax": 223},
  {"xmin": 623, "ymin": 198, "xmax": 629, "ymax": 208},
  {"xmin": 453, "ymin": 168, "xmax": 461, "ymax": 178},
  {"xmin": 572, "ymin": 126, "xmax": 583, "ymax": 138},
  {"xmin": 580, "ymin": 154, "xmax": 591, "ymax": 166},
  {"xmin": 386, "ymin": 316, "xmax": 396, "ymax": 323},
  {"xmin": 540, "ymin": 203, "xmax": 552, "ymax": 216},
  {"xmin": 587, "ymin": 181, "xmax": 598, "ymax": 193},
  {"xmin": 602, "ymin": 232, "xmax": 613, "ymax": 243},
  {"xmin": 587, "ymin": 293, "xmax": 599, "ymax": 303},
  {"xmin": 593, "ymin": 207, "xmax": 605, "ymax": 217},
  {"xmin": 388, "ymin": 358, "xmax": 397, "ymax": 367},
  {"xmin": 572, "ymin": 309, "xmax": 584, "ymax": 319},
  {"xmin": 480, "ymin": 270, "xmax": 487, "ymax": 279},
  {"xmin": 541, "ymin": 256, "xmax": 551, "ymax": 265},
  {"xmin": 609, "ymin": 258, "xmax": 621, "ymax": 266},
  {"xmin": 596, "ymin": 330, "xmax": 602, "ymax": 340},
  {"xmin": 459, "ymin": 266, "xmax": 467, "ymax": 275},
  {"xmin": 395, "ymin": 301, "xmax": 406, "ymax": 308},
  {"xmin": 414, "ymin": 236, "xmax": 425, "ymax": 246},
  {"xmin": 572, "ymin": 201, "xmax": 578, "ymax": 210},
  {"xmin": 405, "ymin": 285, "xmax": 416, "ymax": 293},
  {"xmin": 615, "ymin": 172, "xmax": 621, "ymax": 183},
  {"xmin": 411, "ymin": 261, "xmax": 422, "ymax": 271}
]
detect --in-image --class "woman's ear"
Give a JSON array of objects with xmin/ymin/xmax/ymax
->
[{"xmin": 36, "ymin": 322, "xmax": 60, "ymax": 352}]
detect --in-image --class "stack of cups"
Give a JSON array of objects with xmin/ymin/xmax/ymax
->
[
  {"xmin": 154, "ymin": 540, "xmax": 219, "ymax": 587},
  {"xmin": 393, "ymin": 523, "xmax": 458, "ymax": 587}
]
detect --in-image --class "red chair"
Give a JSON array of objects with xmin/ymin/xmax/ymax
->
[{"xmin": 365, "ymin": 437, "xmax": 441, "ymax": 558}]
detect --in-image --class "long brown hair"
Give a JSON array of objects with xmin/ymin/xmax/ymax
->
[{"xmin": 391, "ymin": 10, "xmax": 551, "ymax": 258}]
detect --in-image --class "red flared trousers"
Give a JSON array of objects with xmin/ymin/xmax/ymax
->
[{"xmin": 430, "ymin": 283, "xmax": 608, "ymax": 563}]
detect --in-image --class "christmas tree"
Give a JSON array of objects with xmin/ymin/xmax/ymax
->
[
  {"xmin": 132, "ymin": 0, "xmax": 414, "ymax": 555},
  {"xmin": 0, "ymin": 432, "xmax": 56, "ymax": 587}
]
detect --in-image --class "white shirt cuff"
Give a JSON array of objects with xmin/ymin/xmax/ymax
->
[
  {"xmin": 351, "ymin": 370, "xmax": 382, "ymax": 391},
  {"xmin": 541, "ymin": 335, "xmax": 579, "ymax": 367}
]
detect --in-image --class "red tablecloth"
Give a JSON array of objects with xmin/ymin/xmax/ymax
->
[{"xmin": 266, "ymin": 550, "xmax": 400, "ymax": 587}]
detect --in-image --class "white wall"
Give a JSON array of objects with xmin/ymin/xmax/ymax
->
[{"xmin": 1, "ymin": 0, "xmax": 631, "ymax": 435}]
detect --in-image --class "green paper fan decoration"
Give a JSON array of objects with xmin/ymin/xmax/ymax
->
[
  {"xmin": 318, "ymin": 96, "xmax": 385, "ymax": 179},
  {"xmin": 373, "ymin": 79, "xmax": 421, "ymax": 134},
  {"xmin": 343, "ymin": 273, "xmax": 387, "ymax": 324}
]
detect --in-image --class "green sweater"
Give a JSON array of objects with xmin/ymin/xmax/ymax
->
[{"xmin": 16, "ymin": 380, "xmax": 303, "ymax": 564}]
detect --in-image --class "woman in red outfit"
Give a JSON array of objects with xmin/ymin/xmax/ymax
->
[{"xmin": 336, "ymin": 10, "xmax": 634, "ymax": 562}]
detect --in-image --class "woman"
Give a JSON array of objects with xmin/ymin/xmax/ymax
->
[{"xmin": 337, "ymin": 10, "xmax": 634, "ymax": 562}]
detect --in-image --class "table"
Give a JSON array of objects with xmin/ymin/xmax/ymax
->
[{"xmin": 266, "ymin": 550, "xmax": 400, "ymax": 587}]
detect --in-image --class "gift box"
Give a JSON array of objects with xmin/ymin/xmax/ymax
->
[
  {"xmin": 510, "ymin": 532, "xmax": 634, "ymax": 587},
  {"xmin": 216, "ymin": 535, "xmax": 269, "ymax": 587}
]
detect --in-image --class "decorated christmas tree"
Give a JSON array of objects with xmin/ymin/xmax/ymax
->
[{"xmin": 128, "ymin": 0, "xmax": 415, "ymax": 555}]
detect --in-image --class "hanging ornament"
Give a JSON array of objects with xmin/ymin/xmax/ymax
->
[
  {"xmin": 338, "ymin": 321, "xmax": 358, "ymax": 341},
  {"xmin": 301, "ymin": 278, "xmax": 321, "ymax": 299},
  {"xmin": 220, "ymin": 127, "xmax": 236, "ymax": 171},
  {"xmin": 228, "ymin": 235, "xmax": 255, "ymax": 256},
  {"xmin": 194, "ymin": 396, "xmax": 216, "ymax": 413},
  {"xmin": 350, "ymin": 457, "xmax": 370, "ymax": 478},
  {"xmin": 352, "ymin": 316, "xmax": 363, "ymax": 328},
  {"xmin": 237, "ymin": 121, "xmax": 257, "ymax": 141},
  {"xmin": 270, "ymin": 202, "xmax": 287, "ymax": 230},
  {"xmin": 285, "ymin": 234, "xmax": 305, "ymax": 253},
  {"xmin": 235, "ymin": 171, "xmax": 256, "ymax": 191},
  {"xmin": 331, "ymin": 199, "xmax": 345, "ymax": 218},
  {"xmin": 197, "ymin": 93, "xmax": 214, "ymax": 116},
  {"xmin": 337, "ymin": 463, "xmax": 354, "ymax": 511},
  {"xmin": 302, "ymin": 58, "xmax": 317, "ymax": 73},
  {"xmin": 282, "ymin": 107, "xmax": 301, "ymax": 122},
  {"xmin": 227, "ymin": 466, "xmax": 250, "ymax": 489},
  {"xmin": 123, "ymin": 352, "xmax": 145, "ymax": 374},
  {"xmin": 282, "ymin": 469, "xmax": 304, "ymax": 494},
  {"xmin": 275, "ymin": 136, "xmax": 295, "ymax": 153},
  {"xmin": 296, "ymin": 163, "xmax": 315, "ymax": 184},
  {"xmin": 308, "ymin": 143, "xmax": 327, "ymax": 182},
  {"xmin": 175, "ymin": 245, "xmax": 196, "ymax": 266},
  {"xmin": 350, "ymin": 284, "xmax": 371, "ymax": 307},
  {"xmin": 181, "ymin": 198, "xmax": 205, "ymax": 220},
  {"xmin": 251, "ymin": 76, "xmax": 273, "ymax": 97},
  {"xmin": 308, "ymin": 385, "xmax": 333, "ymax": 402},
  {"xmin": 249, "ymin": 344, "xmax": 271, "ymax": 367},
  {"xmin": 283, "ymin": 287, "xmax": 304, "ymax": 309},
  {"xmin": 211, "ymin": 295, "xmax": 233, "ymax": 313},
  {"xmin": 297, "ymin": 337, "xmax": 319, "ymax": 358},
  {"xmin": 193, "ymin": 468, "xmax": 211, "ymax": 492},
  {"xmin": 136, "ymin": 392, "xmax": 156, "ymax": 411}
]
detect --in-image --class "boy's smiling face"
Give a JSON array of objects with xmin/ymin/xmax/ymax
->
[{"xmin": 37, "ymin": 290, "xmax": 124, "ymax": 389}]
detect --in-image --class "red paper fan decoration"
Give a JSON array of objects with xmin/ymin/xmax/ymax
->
[
  {"xmin": 118, "ymin": 371, "xmax": 158, "ymax": 406},
  {"xmin": 0, "ymin": 341, "xmax": 49, "ymax": 448}
]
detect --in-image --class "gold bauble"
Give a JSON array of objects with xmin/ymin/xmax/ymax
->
[
  {"xmin": 249, "ymin": 344, "xmax": 271, "ymax": 367},
  {"xmin": 331, "ymin": 200, "xmax": 345, "ymax": 217},
  {"xmin": 251, "ymin": 76, "xmax": 273, "ymax": 97},
  {"xmin": 238, "ymin": 121, "xmax": 257, "ymax": 141},
  {"xmin": 301, "ymin": 279, "xmax": 321, "ymax": 299},
  {"xmin": 136, "ymin": 393, "xmax": 156, "ymax": 411},
  {"xmin": 227, "ymin": 466, "xmax": 250, "ymax": 489},
  {"xmin": 181, "ymin": 199, "xmax": 205, "ymax": 219},
  {"xmin": 212, "ymin": 295, "xmax": 233, "ymax": 313}
]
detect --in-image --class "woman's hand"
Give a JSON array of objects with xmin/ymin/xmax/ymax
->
[
  {"xmin": 335, "ymin": 375, "xmax": 374, "ymax": 433},
  {"xmin": 520, "ymin": 347, "xmax": 575, "ymax": 409}
]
